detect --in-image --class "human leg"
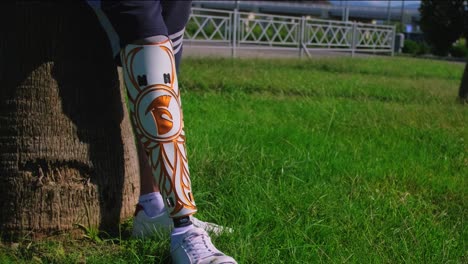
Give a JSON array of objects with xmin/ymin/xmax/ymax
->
[
  {"xmin": 121, "ymin": 35, "xmax": 235, "ymax": 263},
  {"xmin": 102, "ymin": 0, "xmax": 196, "ymax": 224},
  {"xmin": 137, "ymin": 140, "xmax": 232, "ymax": 237},
  {"xmin": 101, "ymin": 2, "xmax": 236, "ymax": 262},
  {"xmin": 121, "ymin": 35, "xmax": 196, "ymax": 220}
]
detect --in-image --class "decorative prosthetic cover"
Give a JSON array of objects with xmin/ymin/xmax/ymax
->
[{"xmin": 121, "ymin": 39, "xmax": 197, "ymax": 218}]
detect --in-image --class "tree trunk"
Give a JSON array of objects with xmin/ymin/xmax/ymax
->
[
  {"xmin": 458, "ymin": 37, "xmax": 468, "ymax": 103},
  {"xmin": 0, "ymin": 2, "xmax": 140, "ymax": 239},
  {"xmin": 458, "ymin": 56, "xmax": 468, "ymax": 104},
  {"xmin": 459, "ymin": 62, "xmax": 468, "ymax": 103}
]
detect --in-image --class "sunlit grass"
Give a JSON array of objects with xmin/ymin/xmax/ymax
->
[{"xmin": 1, "ymin": 56, "xmax": 466, "ymax": 263}]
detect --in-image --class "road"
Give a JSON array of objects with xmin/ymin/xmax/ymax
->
[
  {"xmin": 183, "ymin": 43, "xmax": 361, "ymax": 59},
  {"xmin": 183, "ymin": 43, "xmax": 466, "ymax": 65}
]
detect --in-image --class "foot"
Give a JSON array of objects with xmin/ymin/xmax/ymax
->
[
  {"xmin": 171, "ymin": 227, "xmax": 237, "ymax": 264},
  {"xmin": 132, "ymin": 205, "xmax": 233, "ymax": 238},
  {"xmin": 191, "ymin": 216, "xmax": 233, "ymax": 235},
  {"xmin": 132, "ymin": 204, "xmax": 172, "ymax": 238}
]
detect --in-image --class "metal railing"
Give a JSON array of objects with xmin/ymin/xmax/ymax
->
[
  {"xmin": 185, "ymin": 7, "xmax": 396, "ymax": 57},
  {"xmin": 239, "ymin": 12, "xmax": 300, "ymax": 47},
  {"xmin": 184, "ymin": 8, "xmax": 233, "ymax": 44}
]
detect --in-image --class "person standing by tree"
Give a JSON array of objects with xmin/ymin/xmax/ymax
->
[{"xmin": 98, "ymin": 1, "xmax": 237, "ymax": 263}]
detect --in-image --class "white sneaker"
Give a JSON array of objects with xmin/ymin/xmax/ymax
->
[
  {"xmin": 171, "ymin": 227, "xmax": 237, "ymax": 264},
  {"xmin": 191, "ymin": 216, "xmax": 233, "ymax": 235},
  {"xmin": 132, "ymin": 204, "xmax": 173, "ymax": 238},
  {"xmin": 132, "ymin": 205, "xmax": 233, "ymax": 238}
]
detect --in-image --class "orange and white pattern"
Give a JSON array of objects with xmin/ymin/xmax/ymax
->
[{"xmin": 121, "ymin": 40, "xmax": 197, "ymax": 218}]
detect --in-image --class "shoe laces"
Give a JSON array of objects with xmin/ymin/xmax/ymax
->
[{"xmin": 182, "ymin": 229, "xmax": 221, "ymax": 261}]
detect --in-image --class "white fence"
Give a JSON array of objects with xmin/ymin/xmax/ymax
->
[{"xmin": 184, "ymin": 7, "xmax": 396, "ymax": 57}]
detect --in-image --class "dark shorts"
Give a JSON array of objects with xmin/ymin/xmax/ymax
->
[{"xmin": 101, "ymin": 0, "xmax": 191, "ymax": 47}]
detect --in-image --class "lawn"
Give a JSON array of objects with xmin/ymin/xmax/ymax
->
[{"xmin": 1, "ymin": 56, "xmax": 466, "ymax": 263}]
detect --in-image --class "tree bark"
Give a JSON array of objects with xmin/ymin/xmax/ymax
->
[
  {"xmin": 0, "ymin": 2, "xmax": 140, "ymax": 239},
  {"xmin": 457, "ymin": 34, "xmax": 468, "ymax": 103},
  {"xmin": 459, "ymin": 63, "xmax": 468, "ymax": 103}
]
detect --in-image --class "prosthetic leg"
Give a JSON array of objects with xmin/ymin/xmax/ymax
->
[{"xmin": 121, "ymin": 39, "xmax": 197, "ymax": 219}]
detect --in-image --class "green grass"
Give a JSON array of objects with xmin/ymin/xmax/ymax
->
[{"xmin": 1, "ymin": 56, "xmax": 466, "ymax": 263}]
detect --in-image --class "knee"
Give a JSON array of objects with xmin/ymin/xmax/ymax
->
[{"xmin": 131, "ymin": 35, "xmax": 168, "ymax": 45}]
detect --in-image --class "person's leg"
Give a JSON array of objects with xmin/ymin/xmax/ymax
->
[
  {"xmin": 136, "ymin": 0, "xmax": 191, "ymax": 215},
  {"xmin": 138, "ymin": 143, "xmax": 159, "ymax": 195},
  {"xmin": 95, "ymin": 0, "xmax": 231, "ymax": 237},
  {"xmin": 98, "ymin": 2, "xmax": 178, "ymax": 237},
  {"xmin": 102, "ymin": 0, "xmax": 197, "ymax": 224},
  {"xmin": 136, "ymin": 0, "xmax": 191, "ymax": 199},
  {"xmin": 121, "ymin": 35, "xmax": 197, "ymax": 220},
  {"xmin": 160, "ymin": 0, "xmax": 192, "ymax": 71},
  {"xmin": 101, "ymin": 1, "xmax": 236, "ymax": 263},
  {"xmin": 122, "ymin": 33, "xmax": 236, "ymax": 264},
  {"xmin": 137, "ymin": 142, "xmax": 166, "ymax": 219}
]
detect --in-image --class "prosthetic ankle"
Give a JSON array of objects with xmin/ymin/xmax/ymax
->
[{"xmin": 121, "ymin": 38, "xmax": 197, "ymax": 218}]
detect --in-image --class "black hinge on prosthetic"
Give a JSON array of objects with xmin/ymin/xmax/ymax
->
[
  {"xmin": 137, "ymin": 75, "xmax": 148, "ymax": 87},
  {"xmin": 174, "ymin": 216, "xmax": 192, "ymax": 228},
  {"xmin": 163, "ymin": 73, "xmax": 171, "ymax": 84}
]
